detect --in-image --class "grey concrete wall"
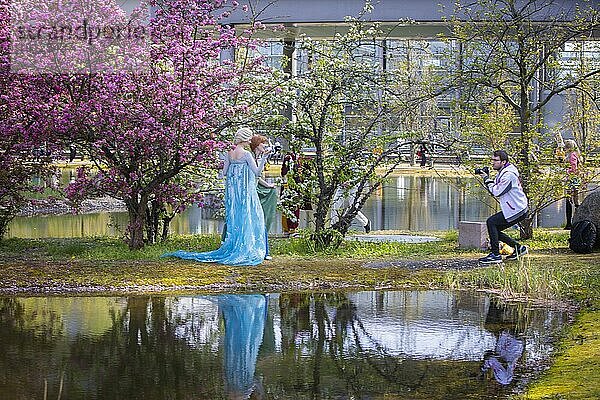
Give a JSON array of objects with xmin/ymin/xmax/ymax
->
[
  {"xmin": 224, "ymin": 0, "xmax": 594, "ymax": 24},
  {"xmin": 226, "ymin": 0, "xmax": 455, "ymax": 23}
]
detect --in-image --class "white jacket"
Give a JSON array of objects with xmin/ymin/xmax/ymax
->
[{"xmin": 484, "ymin": 163, "xmax": 528, "ymax": 222}]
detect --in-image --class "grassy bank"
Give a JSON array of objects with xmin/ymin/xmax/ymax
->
[
  {"xmin": 518, "ymin": 310, "xmax": 600, "ymax": 400},
  {"xmin": 0, "ymin": 229, "xmax": 596, "ymax": 296},
  {"xmin": 0, "ymin": 228, "xmax": 599, "ymax": 398},
  {"xmin": 0, "ymin": 229, "xmax": 598, "ymax": 300}
]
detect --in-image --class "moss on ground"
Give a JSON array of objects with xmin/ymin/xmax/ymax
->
[{"xmin": 518, "ymin": 310, "xmax": 600, "ymax": 400}]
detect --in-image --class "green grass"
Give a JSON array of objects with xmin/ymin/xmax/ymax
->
[
  {"xmin": 1, "ymin": 228, "xmax": 597, "ymax": 307},
  {"xmin": 0, "ymin": 230, "xmax": 465, "ymax": 261},
  {"xmin": 0, "ymin": 235, "xmax": 224, "ymax": 261},
  {"xmin": 516, "ymin": 310, "xmax": 600, "ymax": 400},
  {"xmin": 2, "ymin": 228, "xmax": 567, "ymax": 262},
  {"xmin": 271, "ymin": 229, "xmax": 464, "ymax": 258}
]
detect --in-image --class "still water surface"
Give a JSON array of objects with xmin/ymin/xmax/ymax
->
[
  {"xmin": 7, "ymin": 175, "xmax": 568, "ymax": 238},
  {"xmin": 0, "ymin": 290, "xmax": 568, "ymax": 399}
]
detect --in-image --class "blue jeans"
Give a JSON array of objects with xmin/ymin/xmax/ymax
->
[{"xmin": 486, "ymin": 212, "xmax": 527, "ymax": 255}]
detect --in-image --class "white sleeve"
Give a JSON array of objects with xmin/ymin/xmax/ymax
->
[
  {"xmin": 222, "ymin": 154, "xmax": 230, "ymax": 176},
  {"xmin": 486, "ymin": 171, "xmax": 515, "ymax": 197},
  {"xmin": 245, "ymin": 151, "xmax": 267, "ymax": 177}
]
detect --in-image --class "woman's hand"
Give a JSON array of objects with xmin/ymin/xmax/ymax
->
[{"xmin": 258, "ymin": 177, "xmax": 275, "ymax": 188}]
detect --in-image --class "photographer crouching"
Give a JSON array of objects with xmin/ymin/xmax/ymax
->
[{"xmin": 477, "ymin": 150, "xmax": 529, "ymax": 264}]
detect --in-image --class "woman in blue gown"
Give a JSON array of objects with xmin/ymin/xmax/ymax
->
[{"xmin": 164, "ymin": 127, "xmax": 268, "ymax": 266}]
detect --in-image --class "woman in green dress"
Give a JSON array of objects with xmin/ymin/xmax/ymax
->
[{"xmin": 250, "ymin": 135, "xmax": 278, "ymax": 260}]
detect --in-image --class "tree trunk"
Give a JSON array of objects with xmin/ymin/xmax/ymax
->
[
  {"xmin": 125, "ymin": 197, "xmax": 148, "ymax": 250},
  {"xmin": 161, "ymin": 215, "xmax": 174, "ymax": 242},
  {"xmin": 0, "ymin": 207, "xmax": 18, "ymax": 241},
  {"xmin": 312, "ymin": 184, "xmax": 341, "ymax": 249},
  {"xmin": 332, "ymin": 215, "xmax": 354, "ymax": 238},
  {"xmin": 145, "ymin": 199, "xmax": 161, "ymax": 245},
  {"xmin": 518, "ymin": 98, "xmax": 534, "ymax": 240},
  {"xmin": 520, "ymin": 216, "xmax": 534, "ymax": 240},
  {"xmin": 0, "ymin": 219, "xmax": 10, "ymax": 241},
  {"xmin": 314, "ymin": 200, "xmax": 327, "ymax": 233}
]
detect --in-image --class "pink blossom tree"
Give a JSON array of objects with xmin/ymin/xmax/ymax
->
[
  {"xmin": 0, "ymin": 75, "xmax": 62, "ymax": 239},
  {"xmin": 0, "ymin": 0, "xmax": 64, "ymax": 239},
  {"xmin": 10, "ymin": 0, "xmax": 272, "ymax": 249}
]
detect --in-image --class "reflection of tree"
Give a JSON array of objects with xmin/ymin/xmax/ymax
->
[
  {"xmin": 311, "ymin": 293, "xmax": 326, "ymax": 400},
  {"xmin": 278, "ymin": 293, "xmax": 311, "ymax": 353},
  {"xmin": 278, "ymin": 292, "xmax": 431, "ymax": 398},
  {"xmin": 127, "ymin": 296, "xmax": 149, "ymax": 349},
  {"xmin": 0, "ymin": 293, "xmax": 572, "ymax": 399},
  {"xmin": 92, "ymin": 296, "xmax": 223, "ymax": 399},
  {"xmin": 0, "ymin": 298, "xmax": 66, "ymax": 398},
  {"xmin": 0, "ymin": 296, "xmax": 226, "ymax": 399},
  {"xmin": 274, "ymin": 292, "xmax": 523, "ymax": 399},
  {"xmin": 328, "ymin": 295, "xmax": 429, "ymax": 396}
]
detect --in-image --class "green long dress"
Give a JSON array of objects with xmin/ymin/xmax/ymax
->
[{"xmin": 256, "ymin": 182, "xmax": 277, "ymax": 232}]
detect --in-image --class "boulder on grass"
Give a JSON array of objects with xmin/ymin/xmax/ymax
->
[
  {"xmin": 572, "ymin": 190, "xmax": 600, "ymax": 227},
  {"xmin": 570, "ymin": 190, "xmax": 600, "ymax": 253}
]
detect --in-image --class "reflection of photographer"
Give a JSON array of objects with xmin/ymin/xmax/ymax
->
[
  {"xmin": 481, "ymin": 330, "xmax": 524, "ymax": 385},
  {"xmin": 477, "ymin": 150, "xmax": 529, "ymax": 264}
]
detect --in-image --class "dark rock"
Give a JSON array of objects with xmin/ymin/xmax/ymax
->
[{"xmin": 573, "ymin": 190, "xmax": 600, "ymax": 227}]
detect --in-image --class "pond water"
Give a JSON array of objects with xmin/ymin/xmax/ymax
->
[
  {"xmin": 0, "ymin": 290, "xmax": 568, "ymax": 399},
  {"xmin": 7, "ymin": 175, "xmax": 569, "ymax": 238}
]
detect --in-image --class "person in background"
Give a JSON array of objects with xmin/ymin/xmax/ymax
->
[
  {"xmin": 478, "ymin": 150, "xmax": 529, "ymax": 264},
  {"xmin": 417, "ymin": 143, "xmax": 428, "ymax": 168},
  {"xmin": 563, "ymin": 139, "xmax": 581, "ymax": 230},
  {"xmin": 250, "ymin": 135, "xmax": 278, "ymax": 260},
  {"xmin": 330, "ymin": 182, "xmax": 371, "ymax": 233}
]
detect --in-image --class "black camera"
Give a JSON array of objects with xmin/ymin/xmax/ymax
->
[{"xmin": 475, "ymin": 166, "xmax": 490, "ymax": 175}]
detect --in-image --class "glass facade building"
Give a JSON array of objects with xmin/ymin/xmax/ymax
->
[{"xmin": 226, "ymin": 0, "xmax": 599, "ymax": 150}]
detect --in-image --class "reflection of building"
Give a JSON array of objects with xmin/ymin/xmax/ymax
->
[{"xmin": 347, "ymin": 291, "xmax": 496, "ymax": 360}]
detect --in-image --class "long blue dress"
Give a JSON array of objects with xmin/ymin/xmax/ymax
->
[{"xmin": 164, "ymin": 150, "xmax": 267, "ymax": 265}]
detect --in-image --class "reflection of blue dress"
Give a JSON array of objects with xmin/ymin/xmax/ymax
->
[
  {"xmin": 219, "ymin": 294, "xmax": 266, "ymax": 397},
  {"xmin": 164, "ymin": 151, "xmax": 267, "ymax": 265}
]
